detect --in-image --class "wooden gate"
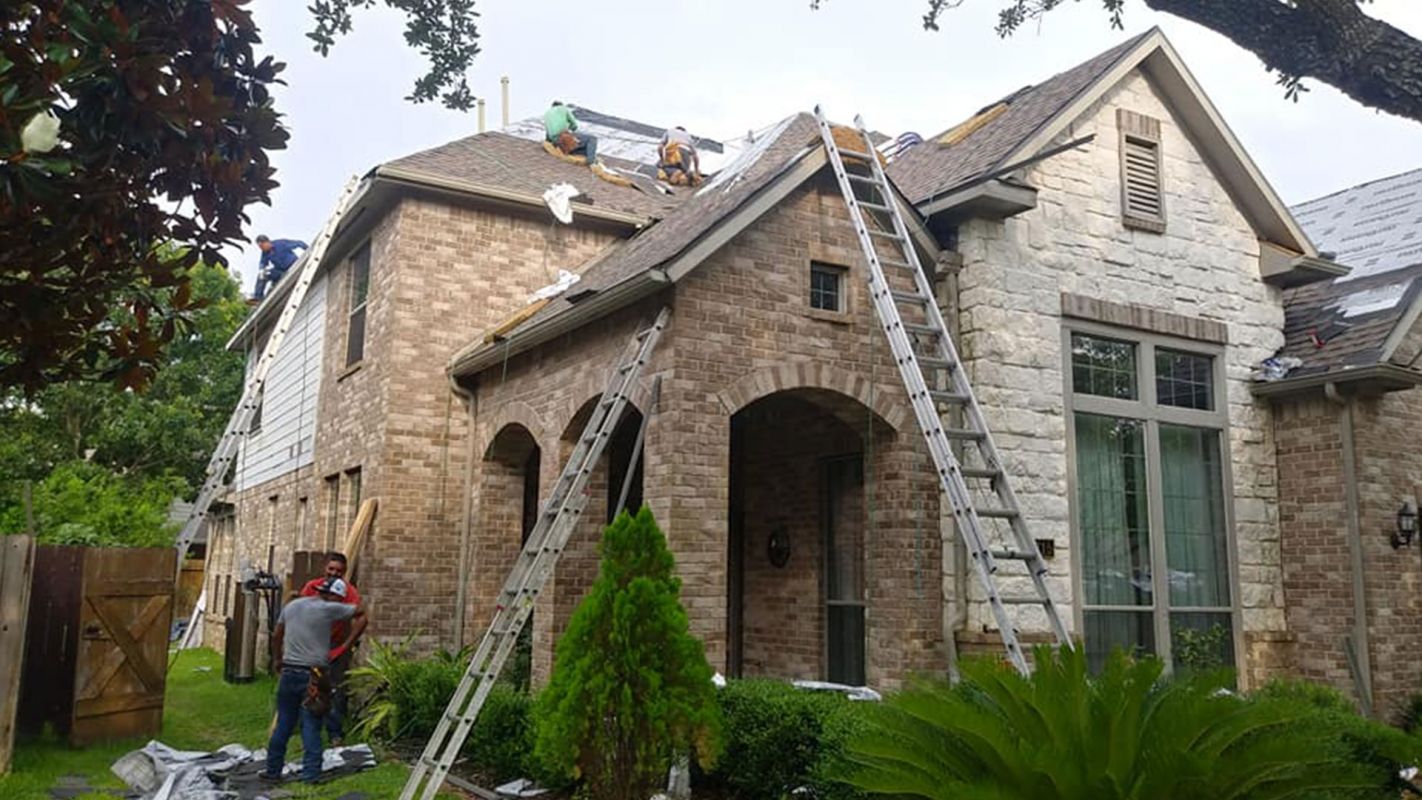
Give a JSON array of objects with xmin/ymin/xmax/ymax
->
[
  {"xmin": 1, "ymin": 535, "xmax": 36, "ymax": 774},
  {"xmin": 19, "ymin": 546, "xmax": 176, "ymax": 745}
]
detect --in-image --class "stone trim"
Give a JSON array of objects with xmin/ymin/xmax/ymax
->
[
  {"xmin": 1060, "ymin": 292, "xmax": 1228, "ymax": 345},
  {"xmin": 715, "ymin": 362, "xmax": 908, "ymax": 431},
  {"xmin": 552, "ymin": 373, "xmax": 660, "ymax": 441}
]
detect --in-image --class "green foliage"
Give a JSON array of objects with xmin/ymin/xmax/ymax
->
[
  {"xmin": 534, "ymin": 507, "xmax": 722, "ymax": 800},
  {"xmin": 347, "ymin": 635, "xmax": 473, "ymax": 743},
  {"xmin": 0, "ymin": 461, "xmax": 181, "ymax": 546},
  {"xmin": 1170, "ymin": 623, "xmax": 1231, "ymax": 675},
  {"xmin": 844, "ymin": 645, "xmax": 1385, "ymax": 800},
  {"xmin": 1254, "ymin": 679, "xmax": 1422, "ymax": 799},
  {"xmin": 464, "ymin": 684, "xmax": 536, "ymax": 784},
  {"xmin": 707, "ymin": 679, "xmax": 868, "ymax": 800}
]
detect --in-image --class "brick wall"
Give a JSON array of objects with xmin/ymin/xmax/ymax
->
[
  {"xmin": 954, "ymin": 68, "xmax": 1287, "ymax": 680},
  {"xmin": 469, "ymin": 174, "xmax": 943, "ymax": 689}
]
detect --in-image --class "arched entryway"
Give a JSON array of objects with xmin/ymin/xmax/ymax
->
[
  {"xmin": 727, "ymin": 387, "xmax": 896, "ymax": 686},
  {"xmin": 468, "ymin": 423, "xmax": 542, "ymax": 650}
]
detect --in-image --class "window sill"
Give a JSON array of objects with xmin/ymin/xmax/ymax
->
[
  {"xmin": 338, "ymin": 361, "xmax": 364, "ymax": 382},
  {"xmin": 805, "ymin": 308, "xmax": 852, "ymax": 325},
  {"xmin": 1124, "ymin": 215, "xmax": 1166, "ymax": 234}
]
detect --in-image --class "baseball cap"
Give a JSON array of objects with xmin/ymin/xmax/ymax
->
[{"xmin": 318, "ymin": 577, "xmax": 348, "ymax": 599}]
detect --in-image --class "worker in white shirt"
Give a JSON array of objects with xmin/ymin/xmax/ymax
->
[{"xmin": 658, "ymin": 126, "xmax": 701, "ymax": 186}]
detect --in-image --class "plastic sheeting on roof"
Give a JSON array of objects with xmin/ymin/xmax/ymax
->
[
  {"xmin": 698, "ymin": 115, "xmax": 799, "ymax": 195},
  {"xmin": 1293, "ymin": 168, "xmax": 1422, "ymax": 282},
  {"xmin": 504, "ymin": 106, "xmax": 736, "ymax": 174},
  {"xmin": 1329, "ymin": 281, "xmax": 1410, "ymax": 318}
]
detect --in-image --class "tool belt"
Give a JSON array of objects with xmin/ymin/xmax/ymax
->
[
  {"xmin": 301, "ymin": 666, "xmax": 333, "ymax": 717},
  {"xmin": 556, "ymin": 130, "xmax": 579, "ymax": 154}
]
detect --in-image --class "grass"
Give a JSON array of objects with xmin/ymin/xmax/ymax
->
[{"xmin": 0, "ymin": 648, "xmax": 459, "ymax": 799}]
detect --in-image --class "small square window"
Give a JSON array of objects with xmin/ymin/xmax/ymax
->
[
  {"xmin": 1071, "ymin": 333, "xmax": 1138, "ymax": 400},
  {"xmin": 1155, "ymin": 349, "xmax": 1214, "ymax": 410},
  {"xmin": 810, "ymin": 262, "xmax": 846, "ymax": 313}
]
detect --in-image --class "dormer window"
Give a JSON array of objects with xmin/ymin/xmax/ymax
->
[{"xmin": 1118, "ymin": 109, "xmax": 1165, "ymax": 233}]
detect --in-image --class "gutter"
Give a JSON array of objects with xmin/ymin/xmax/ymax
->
[
  {"xmin": 1249, "ymin": 363, "xmax": 1422, "ymax": 399},
  {"xmin": 373, "ymin": 164, "xmax": 654, "ymax": 229},
  {"xmin": 449, "ymin": 374, "xmax": 477, "ymax": 649},
  {"xmin": 1327, "ymin": 382, "xmax": 1375, "ymax": 716},
  {"xmin": 449, "ymin": 270, "xmax": 672, "ymax": 377}
]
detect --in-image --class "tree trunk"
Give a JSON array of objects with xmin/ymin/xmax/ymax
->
[{"xmin": 1143, "ymin": 0, "xmax": 1422, "ymax": 123}]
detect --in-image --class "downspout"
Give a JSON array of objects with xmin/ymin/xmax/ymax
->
[
  {"xmin": 1327, "ymin": 381, "xmax": 1374, "ymax": 716},
  {"xmin": 450, "ymin": 374, "xmax": 478, "ymax": 649}
]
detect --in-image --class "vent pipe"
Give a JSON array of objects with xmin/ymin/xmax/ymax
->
[
  {"xmin": 500, "ymin": 76, "xmax": 510, "ymax": 129},
  {"xmin": 477, "ymin": 98, "xmax": 486, "ymax": 133}
]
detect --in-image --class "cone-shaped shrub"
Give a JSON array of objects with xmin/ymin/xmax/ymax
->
[{"xmin": 534, "ymin": 506, "xmax": 722, "ymax": 799}]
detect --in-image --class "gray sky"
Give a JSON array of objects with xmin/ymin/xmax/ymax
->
[{"xmin": 229, "ymin": 0, "xmax": 1422, "ymax": 291}]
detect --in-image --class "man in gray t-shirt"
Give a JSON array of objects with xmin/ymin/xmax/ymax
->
[{"xmin": 262, "ymin": 577, "xmax": 368, "ymax": 782}]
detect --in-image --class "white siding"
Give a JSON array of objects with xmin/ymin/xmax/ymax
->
[{"xmin": 236, "ymin": 276, "xmax": 327, "ymax": 490}]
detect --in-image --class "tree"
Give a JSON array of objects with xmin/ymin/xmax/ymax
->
[
  {"xmin": 0, "ymin": 262, "xmax": 245, "ymax": 524},
  {"xmin": 0, "ymin": 1, "xmax": 480, "ymax": 392},
  {"xmin": 817, "ymin": 1, "xmax": 1422, "ymax": 124},
  {"xmin": 842, "ymin": 645, "xmax": 1416, "ymax": 799},
  {"xmin": 534, "ymin": 507, "xmax": 722, "ymax": 800}
]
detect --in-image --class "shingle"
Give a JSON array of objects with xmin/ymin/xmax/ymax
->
[
  {"xmin": 1279, "ymin": 263, "xmax": 1422, "ymax": 373},
  {"xmin": 886, "ymin": 31, "xmax": 1152, "ymax": 205},
  {"xmin": 383, "ymin": 131, "xmax": 685, "ymax": 219}
]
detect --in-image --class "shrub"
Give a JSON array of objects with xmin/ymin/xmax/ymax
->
[
  {"xmin": 347, "ymin": 636, "xmax": 471, "ymax": 743},
  {"xmin": 0, "ymin": 460, "xmax": 181, "ymax": 545},
  {"xmin": 534, "ymin": 507, "xmax": 722, "ymax": 800},
  {"xmin": 463, "ymin": 684, "xmax": 536, "ymax": 784},
  {"xmin": 706, "ymin": 679, "xmax": 868, "ymax": 800},
  {"xmin": 1253, "ymin": 679, "xmax": 1422, "ymax": 799},
  {"xmin": 843, "ymin": 645, "xmax": 1385, "ymax": 799}
]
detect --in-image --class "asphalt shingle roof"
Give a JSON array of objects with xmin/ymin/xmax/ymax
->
[
  {"xmin": 886, "ymin": 30, "xmax": 1151, "ymax": 206},
  {"xmin": 383, "ymin": 131, "xmax": 687, "ymax": 219}
]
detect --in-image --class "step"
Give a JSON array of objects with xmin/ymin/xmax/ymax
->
[
  {"xmin": 976, "ymin": 507, "xmax": 1019, "ymax": 519},
  {"xmin": 859, "ymin": 201, "xmax": 893, "ymax": 213},
  {"xmin": 846, "ymin": 173, "xmax": 879, "ymax": 185},
  {"xmin": 989, "ymin": 549, "xmax": 1039, "ymax": 561},
  {"xmin": 902, "ymin": 322, "xmax": 942, "ymax": 337},
  {"xmin": 928, "ymin": 389, "xmax": 969, "ymax": 405},
  {"xmin": 959, "ymin": 467, "xmax": 1002, "ymax": 480},
  {"xmin": 868, "ymin": 229, "xmax": 905, "ymax": 241},
  {"xmin": 943, "ymin": 429, "xmax": 985, "ymax": 441},
  {"xmin": 918, "ymin": 357, "xmax": 955, "ymax": 371},
  {"xmin": 837, "ymin": 148, "xmax": 875, "ymax": 161},
  {"xmin": 998, "ymin": 596, "xmax": 1048, "ymax": 605},
  {"xmin": 890, "ymin": 290, "xmax": 928, "ymax": 305},
  {"xmin": 880, "ymin": 258, "xmax": 916, "ymax": 270}
]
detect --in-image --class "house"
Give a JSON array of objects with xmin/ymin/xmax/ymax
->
[
  {"xmin": 1261, "ymin": 167, "xmax": 1422, "ymax": 716},
  {"xmin": 203, "ymin": 28, "xmax": 1410, "ymax": 705}
]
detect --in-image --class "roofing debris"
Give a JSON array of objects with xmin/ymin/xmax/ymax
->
[
  {"xmin": 109, "ymin": 740, "xmax": 375, "ymax": 799},
  {"xmin": 541, "ymin": 182, "xmax": 581, "ymax": 224}
]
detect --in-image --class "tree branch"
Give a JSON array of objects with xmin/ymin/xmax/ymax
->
[{"xmin": 1140, "ymin": 0, "xmax": 1422, "ymax": 122}]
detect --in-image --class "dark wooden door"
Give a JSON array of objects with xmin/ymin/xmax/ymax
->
[{"xmin": 71, "ymin": 547, "xmax": 176, "ymax": 745}]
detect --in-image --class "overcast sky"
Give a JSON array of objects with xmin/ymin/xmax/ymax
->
[{"xmin": 227, "ymin": 0, "xmax": 1422, "ymax": 291}]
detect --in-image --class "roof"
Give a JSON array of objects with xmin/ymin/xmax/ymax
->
[
  {"xmin": 886, "ymin": 28, "xmax": 1312, "ymax": 253},
  {"xmin": 887, "ymin": 31, "xmax": 1151, "ymax": 205},
  {"xmin": 383, "ymin": 130, "xmax": 690, "ymax": 219},
  {"xmin": 448, "ymin": 113, "xmax": 841, "ymax": 375},
  {"xmin": 504, "ymin": 105, "xmax": 729, "ymax": 170},
  {"xmin": 1281, "ymin": 168, "xmax": 1422, "ymax": 376}
]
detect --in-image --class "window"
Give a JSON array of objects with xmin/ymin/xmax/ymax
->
[
  {"xmin": 823, "ymin": 456, "xmax": 866, "ymax": 685},
  {"xmin": 1068, "ymin": 328, "xmax": 1234, "ymax": 675},
  {"xmin": 323, "ymin": 474, "xmax": 341, "ymax": 550},
  {"xmin": 295, "ymin": 497, "xmax": 308, "ymax": 552},
  {"xmin": 810, "ymin": 262, "xmax": 846, "ymax": 313},
  {"xmin": 1118, "ymin": 110, "xmax": 1164, "ymax": 232},
  {"xmin": 344, "ymin": 467, "xmax": 363, "ymax": 540},
  {"xmin": 346, "ymin": 244, "xmax": 371, "ymax": 367}
]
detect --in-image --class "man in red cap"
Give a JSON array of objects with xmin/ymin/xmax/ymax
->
[{"xmin": 298, "ymin": 552, "xmax": 362, "ymax": 745}]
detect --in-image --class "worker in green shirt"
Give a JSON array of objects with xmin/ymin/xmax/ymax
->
[{"xmin": 543, "ymin": 101, "xmax": 599, "ymax": 166}]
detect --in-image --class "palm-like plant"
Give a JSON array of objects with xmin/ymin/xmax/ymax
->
[{"xmin": 844, "ymin": 646, "xmax": 1395, "ymax": 800}]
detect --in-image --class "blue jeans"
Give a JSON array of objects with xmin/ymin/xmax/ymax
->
[
  {"xmin": 253, "ymin": 265, "xmax": 289, "ymax": 300},
  {"xmin": 550, "ymin": 132, "xmax": 598, "ymax": 165},
  {"xmin": 267, "ymin": 667, "xmax": 324, "ymax": 781}
]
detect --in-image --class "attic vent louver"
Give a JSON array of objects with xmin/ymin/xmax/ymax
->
[{"xmin": 1117, "ymin": 109, "xmax": 1165, "ymax": 233}]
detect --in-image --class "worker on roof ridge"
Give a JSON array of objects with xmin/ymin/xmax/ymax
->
[
  {"xmin": 658, "ymin": 125, "xmax": 702, "ymax": 187},
  {"xmin": 543, "ymin": 100, "xmax": 600, "ymax": 167},
  {"xmin": 253, "ymin": 234, "xmax": 308, "ymax": 302}
]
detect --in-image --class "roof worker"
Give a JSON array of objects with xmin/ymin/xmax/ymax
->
[
  {"xmin": 543, "ymin": 100, "xmax": 600, "ymax": 167},
  {"xmin": 658, "ymin": 125, "xmax": 702, "ymax": 186},
  {"xmin": 260, "ymin": 576, "xmax": 368, "ymax": 784},
  {"xmin": 253, "ymin": 234, "xmax": 308, "ymax": 302}
]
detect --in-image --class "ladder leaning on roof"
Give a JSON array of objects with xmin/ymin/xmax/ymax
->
[
  {"xmin": 813, "ymin": 107, "xmax": 1071, "ymax": 675},
  {"xmin": 170, "ymin": 177, "xmax": 362, "ymax": 561},
  {"xmin": 400, "ymin": 307, "xmax": 671, "ymax": 800}
]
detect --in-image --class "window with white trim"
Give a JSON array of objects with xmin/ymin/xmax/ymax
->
[
  {"xmin": 1118, "ymin": 109, "xmax": 1165, "ymax": 232},
  {"xmin": 1067, "ymin": 326, "xmax": 1235, "ymax": 675}
]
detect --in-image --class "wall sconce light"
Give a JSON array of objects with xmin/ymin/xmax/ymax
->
[{"xmin": 1392, "ymin": 501, "xmax": 1417, "ymax": 549}]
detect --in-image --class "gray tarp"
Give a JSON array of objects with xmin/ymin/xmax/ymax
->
[{"xmin": 111, "ymin": 740, "xmax": 375, "ymax": 800}]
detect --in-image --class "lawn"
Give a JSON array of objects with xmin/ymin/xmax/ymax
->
[{"xmin": 0, "ymin": 648, "xmax": 459, "ymax": 799}]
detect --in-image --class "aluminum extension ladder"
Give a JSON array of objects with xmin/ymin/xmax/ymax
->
[
  {"xmin": 171, "ymin": 177, "xmax": 362, "ymax": 560},
  {"xmin": 814, "ymin": 108, "xmax": 1070, "ymax": 674},
  {"xmin": 401, "ymin": 307, "xmax": 671, "ymax": 800}
]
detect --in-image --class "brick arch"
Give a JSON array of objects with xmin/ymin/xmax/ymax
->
[
  {"xmin": 477, "ymin": 401, "xmax": 552, "ymax": 461},
  {"xmin": 554, "ymin": 374, "xmax": 659, "ymax": 442},
  {"xmin": 716, "ymin": 362, "xmax": 907, "ymax": 432}
]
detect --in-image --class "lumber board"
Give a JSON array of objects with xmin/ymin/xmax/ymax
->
[
  {"xmin": 484, "ymin": 298, "xmax": 551, "ymax": 344},
  {"xmin": 342, "ymin": 499, "xmax": 378, "ymax": 580},
  {"xmin": 938, "ymin": 102, "xmax": 1008, "ymax": 147},
  {"xmin": 0, "ymin": 535, "xmax": 36, "ymax": 774}
]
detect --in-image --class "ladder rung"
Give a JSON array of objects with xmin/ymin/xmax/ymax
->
[
  {"xmin": 880, "ymin": 258, "xmax": 916, "ymax": 270},
  {"xmin": 960, "ymin": 467, "xmax": 1002, "ymax": 480},
  {"xmin": 902, "ymin": 323, "xmax": 942, "ymax": 337},
  {"xmin": 838, "ymin": 148, "xmax": 874, "ymax": 161},
  {"xmin": 868, "ymin": 229, "xmax": 904, "ymax": 241},
  {"xmin": 928, "ymin": 389, "xmax": 969, "ymax": 405},
  {"xmin": 999, "ymin": 597, "xmax": 1049, "ymax": 605},
  {"xmin": 890, "ymin": 290, "xmax": 927, "ymax": 305},
  {"xmin": 976, "ymin": 507, "xmax": 1019, "ymax": 519},
  {"xmin": 918, "ymin": 357, "xmax": 955, "ymax": 371},
  {"xmin": 859, "ymin": 201, "xmax": 893, "ymax": 213},
  {"xmin": 846, "ymin": 173, "xmax": 878, "ymax": 185},
  {"xmin": 943, "ymin": 429, "xmax": 985, "ymax": 441},
  {"xmin": 989, "ymin": 549, "xmax": 1036, "ymax": 561}
]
